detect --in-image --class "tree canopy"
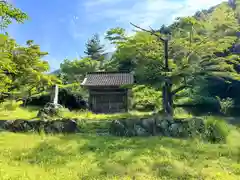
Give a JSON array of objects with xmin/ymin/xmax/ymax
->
[
  {"xmin": 0, "ymin": 0, "xmax": 28, "ymax": 30},
  {"xmin": 1, "ymin": 0, "xmax": 240, "ymax": 115},
  {"xmin": 0, "ymin": 1, "xmax": 59, "ymax": 102},
  {"xmin": 102, "ymin": 2, "xmax": 240, "ymax": 115},
  {"xmin": 84, "ymin": 33, "xmax": 104, "ymax": 61},
  {"xmin": 60, "ymin": 57, "xmax": 99, "ymax": 84}
]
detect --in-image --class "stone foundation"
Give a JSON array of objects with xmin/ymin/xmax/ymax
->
[
  {"xmin": 37, "ymin": 103, "xmax": 63, "ymax": 119},
  {"xmin": 0, "ymin": 119, "xmax": 79, "ymax": 134},
  {"xmin": 109, "ymin": 116, "xmax": 206, "ymax": 138},
  {"xmin": 0, "ymin": 115, "xmax": 220, "ymax": 141}
]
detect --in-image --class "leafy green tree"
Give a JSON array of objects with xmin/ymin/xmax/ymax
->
[
  {"xmin": 105, "ymin": 28, "xmax": 161, "ymax": 73},
  {"xmin": 159, "ymin": 25, "xmax": 171, "ymax": 35},
  {"xmin": 104, "ymin": 2, "xmax": 240, "ymax": 116},
  {"xmin": 0, "ymin": 1, "xmax": 60, "ymax": 104},
  {"xmin": 0, "ymin": 36, "xmax": 59, "ymax": 101},
  {"xmin": 130, "ymin": 11, "xmax": 240, "ymax": 115},
  {"xmin": 0, "ymin": 0, "xmax": 28, "ymax": 29},
  {"xmin": 0, "ymin": 34, "xmax": 15, "ymax": 94},
  {"xmin": 105, "ymin": 27, "xmax": 127, "ymax": 45},
  {"xmin": 60, "ymin": 57, "xmax": 99, "ymax": 84}
]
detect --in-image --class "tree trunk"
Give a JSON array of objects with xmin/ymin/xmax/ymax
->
[
  {"xmin": 128, "ymin": 23, "xmax": 174, "ymax": 116},
  {"xmin": 162, "ymin": 81, "xmax": 173, "ymax": 116},
  {"xmin": 162, "ymin": 39, "xmax": 174, "ymax": 116},
  {"xmin": 23, "ymin": 98, "xmax": 28, "ymax": 107}
]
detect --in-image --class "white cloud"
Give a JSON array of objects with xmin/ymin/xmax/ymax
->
[
  {"xmin": 84, "ymin": 0, "xmax": 122, "ymax": 8},
  {"xmin": 78, "ymin": 0, "xmax": 227, "ymax": 52},
  {"xmin": 6, "ymin": 0, "xmax": 14, "ymax": 4},
  {"xmin": 84, "ymin": 0, "xmax": 226, "ymax": 28},
  {"xmin": 170, "ymin": 0, "xmax": 227, "ymax": 20}
]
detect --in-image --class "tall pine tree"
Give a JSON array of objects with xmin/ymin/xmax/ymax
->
[{"xmin": 84, "ymin": 34, "xmax": 104, "ymax": 61}]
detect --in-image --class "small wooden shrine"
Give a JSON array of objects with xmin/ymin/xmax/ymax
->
[{"xmin": 81, "ymin": 72, "xmax": 134, "ymax": 113}]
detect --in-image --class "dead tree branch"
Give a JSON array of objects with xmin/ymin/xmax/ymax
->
[{"xmin": 130, "ymin": 22, "xmax": 165, "ymax": 42}]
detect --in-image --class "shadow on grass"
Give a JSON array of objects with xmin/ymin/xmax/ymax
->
[
  {"xmin": 10, "ymin": 132, "xmax": 240, "ymax": 179},
  {"xmin": 10, "ymin": 135, "xmax": 196, "ymax": 178},
  {"xmin": 224, "ymin": 116, "xmax": 240, "ymax": 127},
  {"xmin": 59, "ymin": 134, "xmax": 239, "ymax": 179},
  {"xmin": 24, "ymin": 106, "xmax": 41, "ymax": 111}
]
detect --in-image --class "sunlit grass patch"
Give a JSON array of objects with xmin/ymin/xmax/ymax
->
[
  {"xmin": 0, "ymin": 107, "xmax": 38, "ymax": 120},
  {"xmin": 0, "ymin": 105, "xmax": 194, "ymax": 122},
  {"xmin": 0, "ymin": 106, "xmax": 152, "ymax": 121},
  {"xmin": 0, "ymin": 108, "xmax": 239, "ymax": 179},
  {"xmin": 62, "ymin": 110, "xmax": 152, "ymax": 121},
  {"xmin": 0, "ymin": 132, "xmax": 239, "ymax": 179}
]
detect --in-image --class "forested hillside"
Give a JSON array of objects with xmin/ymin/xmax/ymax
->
[{"xmin": 1, "ymin": 0, "xmax": 240, "ymax": 116}]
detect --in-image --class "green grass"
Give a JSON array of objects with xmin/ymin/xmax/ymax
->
[
  {"xmin": 0, "ymin": 107, "xmax": 240, "ymax": 179},
  {"xmin": 62, "ymin": 110, "xmax": 152, "ymax": 121},
  {"xmin": 0, "ymin": 130, "xmax": 239, "ymax": 180},
  {"xmin": 0, "ymin": 106, "xmax": 152, "ymax": 121},
  {"xmin": 0, "ymin": 107, "xmax": 38, "ymax": 120},
  {"xmin": 0, "ymin": 105, "xmax": 193, "ymax": 121}
]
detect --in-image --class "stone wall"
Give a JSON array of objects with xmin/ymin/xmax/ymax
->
[
  {"xmin": 0, "ymin": 114, "xmax": 226, "ymax": 143},
  {"xmin": 0, "ymin": 116, "xmax": 205, "ymax": 137},
  {"xmin": 0, "ymin": 119, "xmax": 79, "ymax": 134},
  {"xmin": 109, "ymin": 115, "xmax": 206, "ymax": 138}
]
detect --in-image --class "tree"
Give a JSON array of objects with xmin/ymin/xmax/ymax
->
[
  {"xmin": 105, "ymin": 27, "xmax": 127, "ymax": 45},
  {"xmin": 130, "ymin": 12, "xmax": 240, "ymax": 116},
  {"xmin": 159, "ymin": 25, "xmax": 171, "ymax": 35},
  {"xmin": 104, "ymin": 2, "xmax": 240, "ymax": 116},
  {"xmin": 60, "ymin": 57, "xmax": 99, "ymax": 84},
  {"xmin": 0, "ymin": 34, "xmax": 15, "ymax": 95},
  {"xmin": 0, "ymin": 36, "xmax": 60, "ymax": 101},
  {"xmin": 130, "ymin": 23, "xmax": 173, "ymax": 115},
  {"xmin": 105, "ymin": 28, "xmax": 162, "ymax": 73},
  {"xmin": 84, "ymin": 34, "xmax": 104, "ymax": 61},
  {"xmin": 0, "ymin": 1, "xmax": 60, "ymax": 104},
  {"xmin": 0, "ymin": 0, "xmax": 28, "ymax": 30}
]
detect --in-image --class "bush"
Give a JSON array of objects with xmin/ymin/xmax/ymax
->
[
  {"xmin": 174, "ymin": 108, "xmax": 192, "ymax": 118},
  {"xmin": 58, "ymin": 88, "xmax": 88, "ymax": 110},
  {"xmin": 26, "ymin": 85, "xmax": 88, "ymax": 110},
  {"xmin": 204, "ymin": 117, "xmax": 230, "ymax": 143},
  {"xmin": 175, "ymin": 85, "xmax": 221, "ymax": 115},
  {"xmin": 217, "ymin": 97, "xmax": 234, "ymax": 115},
  {"xmin": 37, "ymin": 103, "xmax": 70, "ymax": 119},
  {"xmin": 0, "ymin": 100, "xmax": 23, "ymax": 111},
  {"xmin": 131, "ymin": 85, "xmax": 161, "ymax": 111}
]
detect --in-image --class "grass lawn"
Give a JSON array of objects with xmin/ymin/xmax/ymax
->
[
  {"xmin": 0, "ymin": 131, "xmax": 240, "ymax": 180},
  {"xmin": 0, "ymin": 107, "xmax": 239, "ymax": 179},
  {"xmin": 0, "ymin": 106, "xmax": 152, "ymax": 121},
  {"xmin": 0, "ymin": 105, "xmax": 193, "ymax": 121}
]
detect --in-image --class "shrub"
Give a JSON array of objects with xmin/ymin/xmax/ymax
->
[
  {"xmin": 0, "ymin": 100, "xmax": 23, "ymax": 111},
  {"xmin": 57, "ymin": 106, "xmax": 70, "ymax": 117},
  {"xmin": 26, "ymin": 84, "xmax": 88, "ymax": 110},
  {"xmin": 217, "ymin": 97, "xmax": 234, "ymax": 115},
  {"xmin": 175, "ymin": 85, "xmax": 220, "ymax": 115},
  {"xmin": 131, "ymin": 85, "xmax": 161, "ymax": 111},
  {"xmin": 174, "ymin": 107, "xmax": 192, "ymax": 118},
  {"xmin": 204, "ymin": 117, "xmax": 230, "ymax": 143}
]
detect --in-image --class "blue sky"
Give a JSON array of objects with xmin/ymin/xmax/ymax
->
[{"xmin": 8, "ymin": 0, "xmax": 226, "ymax": 71}]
